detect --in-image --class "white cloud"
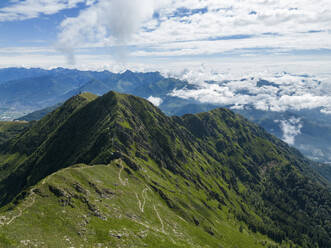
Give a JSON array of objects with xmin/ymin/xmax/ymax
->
[
  {"xmin": 0, "ymin": 0, "xmax": 85, "ymax": 21},
  {"xmin": 55, "ymin": 0, "xmax": 331, "ymax": 56},
  {"xmin": 276, "ymin": 117, "xmax": 303, "ymax": 145},
  {"xmin": 147, "ymin": 96, "xmax": 163, "ymax": 107},
  {"xmin": 53, "ymin": 0, "xmax": 331, "ymax": 61},
  {"xmin": 132, "ymin": 32, "xmax": 331, "ymax": 57},
  {"xmin": 168, "ymin": 64, "xmax": 331, "ymax": 115},
  {"xmin": 2, "ymin": 0, "xmax": 331, "ymax": 64},
  {"xmin": 56, "ymin": 0, "xmax": 156, "ymax": 63}
]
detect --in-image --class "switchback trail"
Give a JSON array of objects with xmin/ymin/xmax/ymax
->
[
  {"xmin": 1, "ymin": 187, "xmax": 36, "ymax": 226},
  {"xmin": 154, "ymin": 205, "xmax": 165, "ymax": 234}
]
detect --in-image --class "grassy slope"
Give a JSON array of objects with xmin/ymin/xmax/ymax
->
[
  {"xmin": 0, "ymin": 91, "xmax": 329, "ymax": 248},
  {"xmin": 0, "ymin": 161, "xmax": 275, "ymax": 248},
  {"xmin": 0, "ymin": 121, "xmax": 29, "ymax": 146}
]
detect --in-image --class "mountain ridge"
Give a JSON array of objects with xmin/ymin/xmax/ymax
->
[
  {"xmin": 1, "ymin": 67, "xmax": 330, "ymax": 165},
  {"xmin": 0, "ymin": 91, "xmax": 330, "ymax": 247}
]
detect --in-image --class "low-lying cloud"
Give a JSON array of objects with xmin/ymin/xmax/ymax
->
[
  {"xmin": 169, "ymin": 68, "xmax": 331, "ymax": 115},
  {"xmin": 275, "ymin": 118, "xmax": 303, "ymax": 145}
]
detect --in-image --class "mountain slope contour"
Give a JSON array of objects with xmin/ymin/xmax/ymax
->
[{"xmin": 0, "ymin": 91, "xmax": 330, "ymax": 248}]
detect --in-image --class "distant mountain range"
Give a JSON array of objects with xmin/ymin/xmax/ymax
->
[
  {"xmin": 1, "ymin": 67, "xmax": 331, "ymax": 165},
  {"xmin": 0, "ymin": 92, "xmax": 330, "ymax": 247}
]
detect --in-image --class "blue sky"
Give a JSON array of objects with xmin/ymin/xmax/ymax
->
[
  {"xmin": 0, "ymin": 0, "xmax": 330, "ymax": 72},
  {"xmin": 0, "ymin": 1, "xmax": 86, "ymax": 49}
]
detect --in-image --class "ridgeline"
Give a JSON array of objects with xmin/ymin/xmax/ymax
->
[{"xmin": 0, "ymin": 91, "xmax": 330, "ymax": 247}]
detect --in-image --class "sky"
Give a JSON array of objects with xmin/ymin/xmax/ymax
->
[{"xmin": 0, "ymin": 0, "xmax": 330, "ymax": 72}]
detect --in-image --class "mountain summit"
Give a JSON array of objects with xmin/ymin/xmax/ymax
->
[{"xmin": 0, "ymin": 92, "xmax": 330, "ymax": 247}]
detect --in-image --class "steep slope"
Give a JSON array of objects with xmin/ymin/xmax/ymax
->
[
  {"xmin": 0, "ymin": 92, "xmax": 97, "ymax": 183},
  {"xmin": 0, "ymin": 92, "xmax": 330, "ymax": 248},
  {"xmin": 0, "ymin": 121, "xmax": 30, "ymax": 146}
]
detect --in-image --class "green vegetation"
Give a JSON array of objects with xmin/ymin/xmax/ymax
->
[
  {"xmin": 0, "ymin": 91, "xmax": 330, "ymax": 247},
  {"xmin": 0, "ymin": 121, "xmax": 29, "ymax": 146},
  {"xmin": 0, "ymin": 162, "xmax": 276, "ymax": 247}
]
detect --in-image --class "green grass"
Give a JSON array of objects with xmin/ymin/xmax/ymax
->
[{"xmin": 0, "ymin": 161, "xmax": 277, "ymax": 247}]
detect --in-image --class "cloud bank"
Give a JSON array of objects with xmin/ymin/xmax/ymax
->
[{"xmin": 169, "ymin": 68, "xmax": 331, "ymax": 115}]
